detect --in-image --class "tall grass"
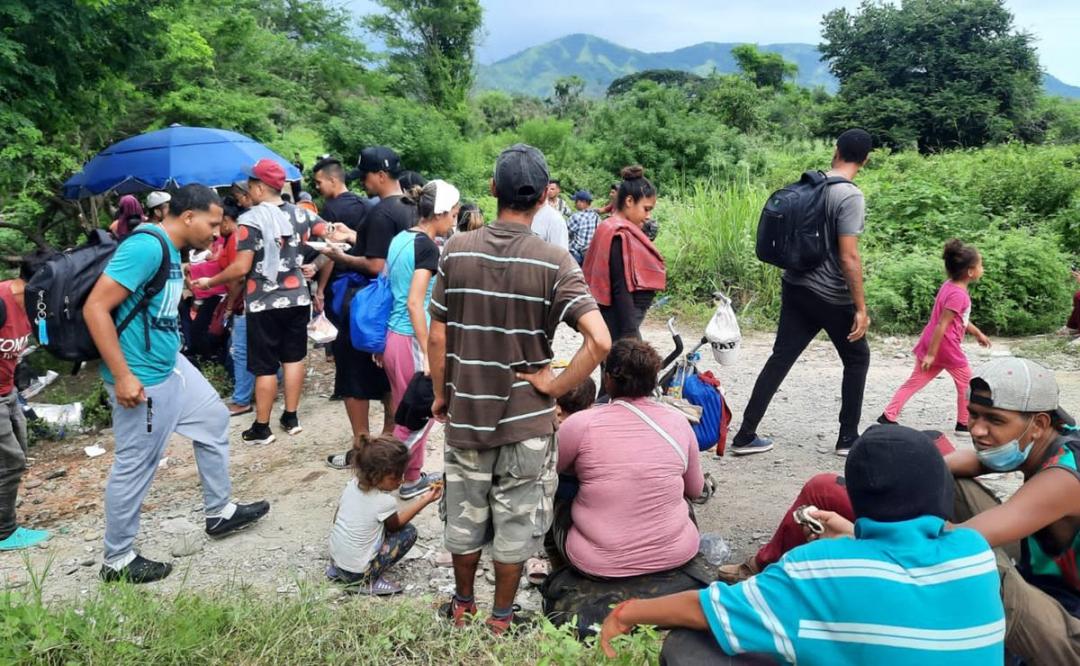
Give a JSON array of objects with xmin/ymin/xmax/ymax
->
[{"xmin": 656, "ymin": 182, "xmax": 781, "ymax": 327}]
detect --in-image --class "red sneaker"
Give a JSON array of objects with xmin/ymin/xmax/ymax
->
[{"xmin": 438, "ymin": 597, "xmax": 478, "ymax": 628}]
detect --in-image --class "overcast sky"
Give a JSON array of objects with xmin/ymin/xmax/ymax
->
[{"xmin": 343, "ymin": 0, "xmax": 1079, "ymax": 84}]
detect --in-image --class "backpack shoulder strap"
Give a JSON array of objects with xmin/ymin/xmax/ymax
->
[
  {"xmin": 612, "ymin": 400, "xmax": 688, "ymax": 472},
  {"xmin": 114, "ymin": 228, "xmax": 173, "ymax": 347}
]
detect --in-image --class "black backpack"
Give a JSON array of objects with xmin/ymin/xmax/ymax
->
[
  {"xmin": 26, "ymin": 228, "xmax": 171, "ymax": 362},
  {"xmin": 755, "ymin": 170, "xmax": 850, "ymax": 271}
]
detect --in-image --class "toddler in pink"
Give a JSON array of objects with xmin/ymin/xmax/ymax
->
[{"xmin": 881, "ymin": 239, "xmax": 990, "ymax": 431}]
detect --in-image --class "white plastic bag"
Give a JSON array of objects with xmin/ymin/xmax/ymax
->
[
  {"xmin": 307, "ymin": 312, "xmax": 338, "ymax": 345},
  {"xmin": 705, "ymin": 293, "xmax": 741, "ymax": 366}
]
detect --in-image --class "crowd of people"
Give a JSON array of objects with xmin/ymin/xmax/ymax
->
[{"xmin": 0, "ymin": 129, "xmax": 1077, "ymax": 664}]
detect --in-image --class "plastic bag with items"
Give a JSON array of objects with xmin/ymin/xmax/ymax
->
[{"xmin": 705, "ymin": 292, "xmax": 740, "ymax": 366}]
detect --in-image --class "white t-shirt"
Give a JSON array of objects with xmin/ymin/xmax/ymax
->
[
  {"xmin": 328, "ymin": 479, "xmax": 399, "ymax": 574},
  {"xmin": 531, "ymin": 204, "xmax": 569, "ymax": 249}
]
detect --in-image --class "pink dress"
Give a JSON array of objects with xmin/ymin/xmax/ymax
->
[
  {"xmin": 557, "ymin": 397, "xmax": 704, "ymax": 578},
  {"xmin": 913, "ymin": 281, "xmax": 971, "ymax": 368}
]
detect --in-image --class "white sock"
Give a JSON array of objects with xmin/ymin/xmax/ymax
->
[
  {"xmin": 206, "ymin": 502, "xmax": 237, "ymax": 521},
  {"xmin": 104, "ymin": 550, "xmax": 137, "ymax": 571}
]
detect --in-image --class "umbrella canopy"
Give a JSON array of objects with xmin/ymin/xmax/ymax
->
[{"xmin": 62, "ymin": 125, "xmax": 302, "ymax": 199}]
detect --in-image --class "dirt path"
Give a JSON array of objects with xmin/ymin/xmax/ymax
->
[{"xmin": 3, "ymin": 322, "xmax": 1072, "ymax": 609}]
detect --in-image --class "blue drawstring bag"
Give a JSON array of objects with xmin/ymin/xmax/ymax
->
[
  {"xmin": 349, "ymin": 274, "xmax": 393, "ymax": 353},
  {"xmin": 330, "ymin": 272, "xmax": 368, "ymax": 326},
  {"xmin": 682, "ymin": 371, "xmax": 730, "ymax": 453}
]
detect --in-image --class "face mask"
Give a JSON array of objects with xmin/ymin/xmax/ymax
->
[{"xmin": 976, "ymin": 417, "xmax": 1035, "ymax": 472}]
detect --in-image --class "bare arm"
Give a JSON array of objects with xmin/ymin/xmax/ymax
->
[
  {"xmin": 946, "ymin": 449, "xmax": 989, "ymax": 479},
  {"xmin": 516, "ymin": 309, "xmax": 611, "ymax": 399},
  {"xmin": 428, "ymin": 319, "xmax": 448, "ymax": 420},
  {"xmin": 838, "ymin": 235, "xmax": 869, "ymax": 341},
  {"xmin": 321, "ymin": 244, "xmax": 386, "ymax": 277},
  {"xmin": 922, "ymin": 309, "xmax": 955, "ymax": 370},
  {"xmin": 600, "ymin": 592, "xmax": 708, "ymax": 658},
  {"xmin": 84, "ymin": 276, "xmax": 143, "ymax": 408},
  {"xmin": 204, "ymin": 251, "xmax": 253, "ymax": 289},
  {"xmin": 407, "ymin": 270, "xmax": 434, "ymax": 372},
  {"xmin": 384, "ymin": 485, "xmax": 442, "ymax": 531},
  {"xmin": 966, "ymin": 321, "xmax": 991, "ymax": 347},
  {"xmin": 963, "ymin": 469, "xmax": 1080, "ymax": 547}
]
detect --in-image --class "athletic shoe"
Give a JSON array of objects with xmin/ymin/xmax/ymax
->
[
  {"xmin": 717, "ymin": 556, "xmax": 761, "ymax": 585},
  {"xmin": 485, "ymin": 605, "xmax": 533, "ymax": 636},
  {"xmin": 242, "ymin": 422, "xmax": 275, "ymax": 445},
  {"xmin": 438, "ymin": 596, "xmax": 479, "ymax": 628},
  {"xmin": 279, "ymin": 413, "xmax": 303, "ymax": 436},
  {"xmin": 325, "ymin": 450, "xmax": 355, "ymax": 470},
  {"xmin": 399, "ymin": 472, "xmax": 442, "ymax": 500},
  {"xmin": 352, "ymin": 576, "xmax": 403, "ymax": 596},
  {"xmin": 955, "ymin": 422, "xmax": 969, "ymax": 433},
  {"xmin": 99, "ymin": 554, "xmax": 173, "ymax": 584},
  {"xmin": 0, "ymin": 526, "xmax": 50, "ymax": 551},
  {"xmin": 835, "ymin": 433, "xmax": 859, "ymax": 457},
  {"xmin": 876, "ymin": 413, "xmax": 897, "ymax": 425},
  {"xmin": 205, "ymin": 501, "xmax": 270, "ymax": 538},
  {"xmin": 730, "ymin": 436, "xmax": 774, "ymax": 456}
]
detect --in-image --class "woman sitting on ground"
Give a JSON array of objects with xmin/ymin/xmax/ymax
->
[{"xmin": 549, "ymin": 338, "xmax": 704, "ymax": 579}]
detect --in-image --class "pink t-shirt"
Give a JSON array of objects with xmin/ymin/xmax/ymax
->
[
  {"xmin": 913, "ymin": 281, "xmax": 971, "ymax": 369},
  {"xmin": 557, "ymin": 397, "xmax": 704, "ymax": 578}
]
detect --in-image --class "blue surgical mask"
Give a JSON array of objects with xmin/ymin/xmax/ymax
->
[{"xmin": 976, "ymin": 418, "xmax": 1035, "ymax": 472}]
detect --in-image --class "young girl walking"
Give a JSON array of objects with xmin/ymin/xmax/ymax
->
[{"xmin": 879, "ymin": 239, "xmax": 990, "ymax": 432}]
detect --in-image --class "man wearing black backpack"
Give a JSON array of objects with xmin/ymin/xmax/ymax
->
[
  {"xmin": 85, "ymin": 184, "xmax": 270, "ymax": 584},
  {"xmin": 734, "ymin": 129, "xmax": 873, "ymax": 457}
]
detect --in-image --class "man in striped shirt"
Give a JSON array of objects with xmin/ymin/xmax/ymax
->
[
  {"xmin": 600, "ymin": 426, "xmax": 1005, "ymax": 665},
  {"xmin": 428, "ymin": 144, "xmax": 611, "ymax": 634}
]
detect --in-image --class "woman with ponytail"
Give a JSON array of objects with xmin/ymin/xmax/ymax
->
[{"xmin": 582, "ymin": 165, "xmax": 666, "ymax": 343}]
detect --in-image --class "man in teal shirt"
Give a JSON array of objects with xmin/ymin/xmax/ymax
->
[{"xmin": 85, "ymin": 184, "xmax": 269, "ymax": 584}]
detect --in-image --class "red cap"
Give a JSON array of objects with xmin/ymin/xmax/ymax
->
[{"xmin": 246, "ymin": 158, "xmax": 287, "ymax": 191}]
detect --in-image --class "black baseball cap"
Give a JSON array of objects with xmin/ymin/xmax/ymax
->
[
  {"xmin": 494, "ymin": 144, "xmax": 549, "ymax": 205},
  {"xmin": 349, "ymin": 146, "xmax": 402, "ymax": 181}
]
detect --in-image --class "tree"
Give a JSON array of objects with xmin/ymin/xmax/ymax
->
[
  {"xmin": 363, "ymin": 0, "xmax": 482, "ymax": 111},
  {"xmin": 548, "ymin": 75, "xmax": 586, "ymax": 119},
  {"xmin": 820, "ymin": 0, "xmax": 1042, "ymax": 152},
  {"xmin": 731, "ymin": 45, "xmax": 798, "ymax": 89},
  {"xmin": 606, "ymin": 70, "xmax": 704, "ymax": 97}
]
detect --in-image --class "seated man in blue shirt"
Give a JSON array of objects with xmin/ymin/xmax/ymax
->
[{"xmin": 600, "ymin": 425, "xmax": 1005, "ymax": 665}]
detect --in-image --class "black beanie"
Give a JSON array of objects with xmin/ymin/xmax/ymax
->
[{"xmin": 845, "ymin": 425, "xmax": 953, "ymax": 523}]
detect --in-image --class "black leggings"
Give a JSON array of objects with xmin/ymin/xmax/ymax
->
[{"xmin": 736, "ymin": 281, "xmax": 870, "ymax": 442}]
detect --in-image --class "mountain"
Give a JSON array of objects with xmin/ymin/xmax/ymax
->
[{"xmin": 477, "ymin": 34, "xmax": 1080, "ymax": 100}]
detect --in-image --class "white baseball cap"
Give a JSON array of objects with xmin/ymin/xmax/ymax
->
[
  {"xmin": 146, "ymin": 191, "xmax": 171, "ymax": 209},
  {"xmin": 427, "ymin": 179, "xmax": 460, "ymax": 215}
]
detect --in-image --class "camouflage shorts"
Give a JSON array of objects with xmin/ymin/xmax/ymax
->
[{"xmin": 441, "ymin": 435, "xmax": 558, "ymax": 563}]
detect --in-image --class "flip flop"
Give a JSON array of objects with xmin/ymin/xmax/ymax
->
[
  {"xmin": 525, "ymin": 557, "xmax": 550, "ymax": 586},
  {"xmin": 227, "ymin": 403, "xmax": 253, "ymax": 417}
]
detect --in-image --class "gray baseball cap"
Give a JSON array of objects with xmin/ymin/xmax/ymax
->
[
  {"xmin": 970, "ymin": 357, "xmax": 1059, "ymax": 413},
  {"xmin": 493, "ymin": 144, "xmax": 549, "ymax": 205}
]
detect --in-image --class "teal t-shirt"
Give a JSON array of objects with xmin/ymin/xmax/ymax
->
[
  {"xmin": 387, "ymin": 229, "xmax": 439, "ymax": 337},
  {"xmin": 100, "ymin": 226, "xmax": 184, "ymax": 387}
]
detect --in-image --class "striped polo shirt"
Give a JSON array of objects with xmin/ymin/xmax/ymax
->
[
  {"xmin": 701, "ymin": 517, "xmax": 1004, "ymax": 665},
  {"xmin": 429, "ymin": 220, "xmax": 598, "ymax": 450}
]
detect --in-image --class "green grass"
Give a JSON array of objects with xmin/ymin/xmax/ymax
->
[{"xmin": 1, "ymin": 563, "xmax": 661, "ymax": 665}]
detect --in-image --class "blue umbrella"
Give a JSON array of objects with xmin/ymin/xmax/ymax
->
[{"xmin": 62, "ymin": 125, "xmax": 302, "ymax": 199}]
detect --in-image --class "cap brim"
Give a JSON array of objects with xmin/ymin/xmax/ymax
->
[{"xmin": 345, "ymin": 168, "xmax": 365, "ymax": 183}]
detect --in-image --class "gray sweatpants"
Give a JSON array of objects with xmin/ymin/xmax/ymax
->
[
  {"xmin": 0, "ymin": 391, "xmax": 28, "ymax": 540},
  {"xmin": 104, "ymin": 354, "xmax": 231, "ymax": 562}
]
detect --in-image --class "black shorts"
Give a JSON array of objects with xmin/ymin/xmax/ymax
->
[
  {"xmin": 246, "ymin": 305, "xmax": 310, "ymax": 376},
  {"xmin": 332, "ymin": 330, "xmax": 390, "ymax": 400}
]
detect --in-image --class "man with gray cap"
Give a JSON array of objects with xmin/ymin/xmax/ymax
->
[
  {"xmin": 807, "ymin": 357, "xmax": 1080, "ymax": 663},
  {"xmin": 600, "ymin": 425, "xmax": 1005, "ymax": 665},
  {"xmin": 428, "ymin": 143, "xmax": 611, "ymax": 634},
  {"xmin": 146, "ymin": 191, "xmax": 171, "ymax": 223}
]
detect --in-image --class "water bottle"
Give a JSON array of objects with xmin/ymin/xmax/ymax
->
[{"xmin": 669, "ymin": 363, "xmax": 686, "ymax": 400}]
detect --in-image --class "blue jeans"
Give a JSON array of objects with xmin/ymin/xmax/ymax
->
[{"xmin": 230, "ymin": 314, "xmax": 255, "ymax": 406}]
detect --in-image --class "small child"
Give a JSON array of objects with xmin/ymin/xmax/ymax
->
[
  {"xmin": 556, "ymin": 376, "xmax": 598, "ymax": 423},
  {"xmin": 327, "ymin": 434, "xmax": 442, "ymax": 595},
  {"xmin": 880, "ymin": 239, "xmax": 991, "ymax": 432}
]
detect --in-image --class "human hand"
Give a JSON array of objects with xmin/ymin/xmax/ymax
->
[
  {"xmin": 373, "ymin": 353, "xmax": 384, "ymax": 369},
  {"xmin": 421, "ymin": 353, "xmax": 430, "ymax": 377},
  {"xmin": 115, "ymin": 372, "xmax": 146, "ymax": 409},
  {"xmin": 920, "ymin": 354, "xmax": 935, "ymax": 372},
  {"xmin": 848, "ymin": 310, "xmax": 870, "ymax": 342},
  {"xmin": 431, "ymin": 396, "xmax": 448, "ymax": 422},
  {"xmin": 301, "ymin": 263, "xmax": 316, "ymax": 279},
  {"xmin": 193, "ymin": 277, "xmax": 212, "ymax": 292},
  {"xmin": 599, "ymin": 601, "xmax": 635, "ymax": 658},
  {"xmin": 976, "ymin": 332, "xmax": 991, "ymax": 348},
  {"xmin": 321, "ymin": 243, "xmax": 347, "ymax": 261},
  {"xmin": 312, "ymin": 290, "xmax": 324, "ymax": 314},
  {"xmin": 515, "ymin": 365, "xmax": 558, "ymax": 397},
  {"xmin": 806, "ymin": 509, "xmax": 855, "ymax": 541},
  {"xmin": 423, "ymin": 481, "xmax": 443, "ymax": 504}
]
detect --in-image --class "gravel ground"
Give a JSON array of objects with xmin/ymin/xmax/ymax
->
[{"xmin": 4, "ymin": 320, "xmax": 1072, "ymax": 610}]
